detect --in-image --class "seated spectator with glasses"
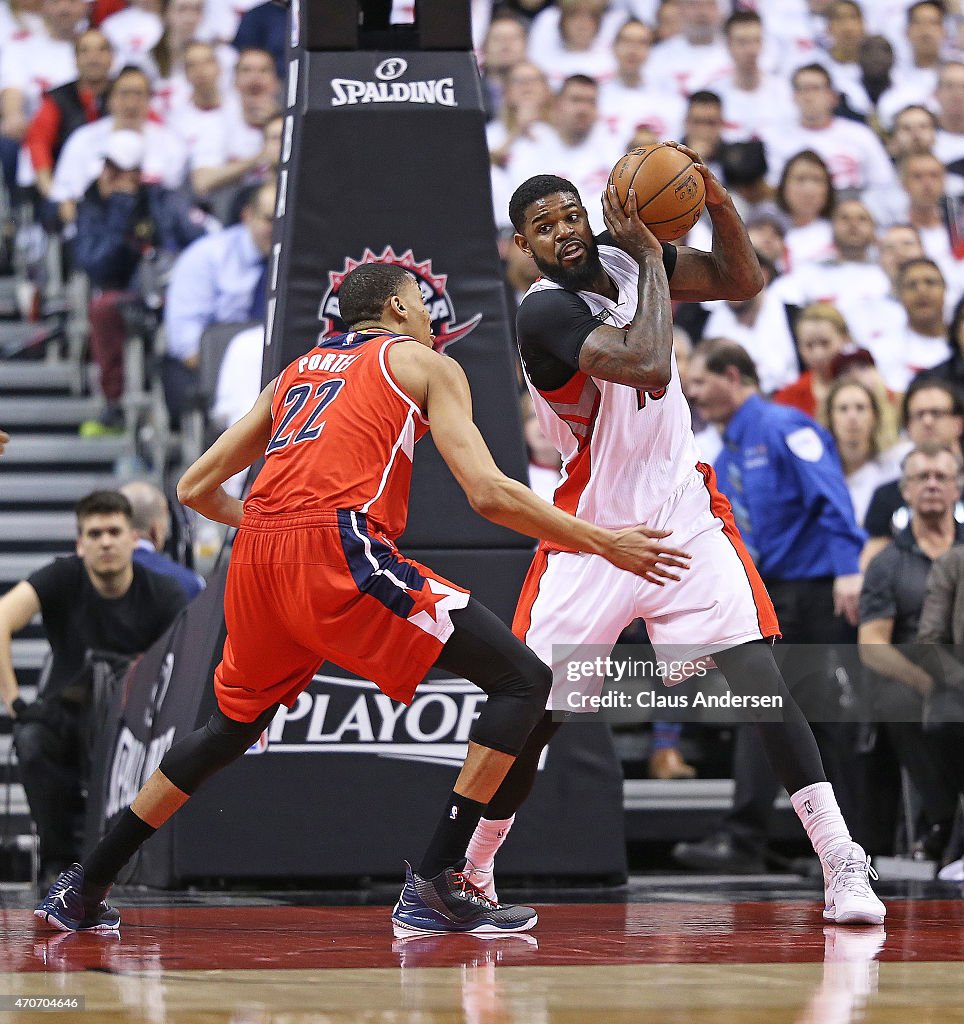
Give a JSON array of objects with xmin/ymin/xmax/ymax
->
[
  {"xmin": 858, "ymin": 443, "xmax": 964, "ymax": 866},
  {"xmin": 862, "ymin": 378, "xmax": 964, "ymax": 568}
]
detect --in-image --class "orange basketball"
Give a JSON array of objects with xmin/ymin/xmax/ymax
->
[{"xmin": 608, "ymin": 144, "xmax": 706, "ymax": 242}]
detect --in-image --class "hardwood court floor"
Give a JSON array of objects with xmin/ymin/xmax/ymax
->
[{"xmin": 1, "ymin": 878, "xmax": 962, "ymax": 1022}]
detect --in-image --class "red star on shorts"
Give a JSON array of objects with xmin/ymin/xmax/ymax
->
[{"xmin": 407, "ymin": 581, "xmax": 446, "ymax": 621}]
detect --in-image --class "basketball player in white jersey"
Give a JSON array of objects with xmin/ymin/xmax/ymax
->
[{"xmin": 464, "ymin": 147, "xmax": 886, "ymax": 926}]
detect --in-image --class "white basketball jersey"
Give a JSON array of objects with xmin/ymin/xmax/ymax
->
[{"xmin": 522, "ymin": 245, "xmax": 701, "ymax": 529}]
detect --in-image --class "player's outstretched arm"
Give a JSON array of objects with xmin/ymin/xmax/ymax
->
[
  {"xmin": 176, "ymin": 380, "xmax": 275, "ymax": 527},
  {"xmin": 661, "ymin": 141, "xmax": 764, "ymax": 303},
  {"xmin": 418, "ymin": 351, "xmax": 691, "ymax": 583},
  {"xmin": 0, "ymin": 429, "xmax": 8, "ymax": 455}
]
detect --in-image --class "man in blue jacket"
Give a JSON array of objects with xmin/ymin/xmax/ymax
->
[
  {"xmin": 74, "ymin": 130, "xmax": 207, "ymax": 435},
  {"xmin": 676, "ymin": 337, "xmax": 867, "ymax": 871}
]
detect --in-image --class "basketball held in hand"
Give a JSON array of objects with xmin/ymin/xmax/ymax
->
[{"xmin": 608, "ymin": 144, "xmax": 706, "ymax": 242}]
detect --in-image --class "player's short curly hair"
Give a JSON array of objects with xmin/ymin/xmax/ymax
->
[
  {"xmin": 338, "ymin": 263, "xmax": 413, "ymax": 326},
  {"xmin": 509, "ymin": 174, "xmax": 582, "ymax": 233}
]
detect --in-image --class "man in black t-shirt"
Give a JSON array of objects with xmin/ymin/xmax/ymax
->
[{"xmin": 0, "ymin": 491, "xmax": 186, "ymax": 883}]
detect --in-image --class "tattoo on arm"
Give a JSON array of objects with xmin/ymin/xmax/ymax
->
[{"xmin": 579, "ymin": 252, "xmax": 673, "ymax": 388}]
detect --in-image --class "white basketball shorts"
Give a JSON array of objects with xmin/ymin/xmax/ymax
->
[{"xmin": 512, "ymin": 463, "xmax": 780, "ymax": 712}]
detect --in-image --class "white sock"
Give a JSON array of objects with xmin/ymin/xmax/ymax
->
[
  {"xmin": 465, "ymin": 815, "xmax": 514, "ymax": 870},
  {"xmin": 790, "ymin": 782, "xmax": 852, "ymax": 862}
]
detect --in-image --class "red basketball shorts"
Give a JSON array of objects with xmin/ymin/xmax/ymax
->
[{"xmin": 213, "ymin": 510, "xmax": 470, "ymax": 722}]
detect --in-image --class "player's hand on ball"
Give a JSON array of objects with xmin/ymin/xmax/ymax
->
[
  {"xmin": 602, "ymin": 184, "xmax": 664, "ymax": 262},
  {"xmin": 605, "ymin": 525, "xmax": 691, "ymax": 584},
  {"xmin": 663, "ymin": 140, "xmax": 729, "ymax": 207}
]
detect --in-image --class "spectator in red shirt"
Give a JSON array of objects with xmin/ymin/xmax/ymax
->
[{"xmin": 24, "ymin": 29, "xmax": 113, "ymax": 202}]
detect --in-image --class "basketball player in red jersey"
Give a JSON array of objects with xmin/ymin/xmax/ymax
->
[
  {"xmin": 463, "ymin": 144, "xmax": 885, "ymax": 927},
  {"xmin": 35, "ymin": 262, "xmax": 691, "ymax": 938}
]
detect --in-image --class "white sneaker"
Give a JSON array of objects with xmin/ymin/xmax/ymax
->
[
  {"xmin": 822, "ymin": 843, "xmax": 886, "ymax": 925},
  {"xmin": 937, "ymin": 857, "xmax": 963, "ymax": 882},
  {"xmin": 464, "ymin": 859, "xmax": 498, "ymax": 904}
]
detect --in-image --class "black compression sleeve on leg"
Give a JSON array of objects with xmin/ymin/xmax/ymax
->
[
  {"xmin": 433, "ymin": 599, "xmax": 552, "ymax": 756},
  {"xmin": 713, "ymin": 640, "xmax": 827, "ymax": 795},
  {"xmin": 483, "ymin": 711, "xmax": 564, "ymax": 820},
  {"xmin": 159, "ymin": 703, "xmax": 280, "ymax": 795}
]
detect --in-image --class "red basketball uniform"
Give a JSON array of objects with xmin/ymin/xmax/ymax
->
[{"xmin": 214, "ymin": 329, "xmax": 469, "ymax": 722}]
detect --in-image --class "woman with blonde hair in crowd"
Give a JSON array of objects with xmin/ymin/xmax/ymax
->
[
  {"xmin": 829, "ymin": 348, "xmax": 902, "ymax": 447},
  {"xmin": 774, "ymin": 302, "xmax": 853, "ymax": 418},
  {"xmin": 823, "ymin": 376, "xmax": 903, "ymax": 528}
]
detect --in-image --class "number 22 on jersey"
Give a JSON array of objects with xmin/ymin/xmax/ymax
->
[{"xmin": 266, "ymin": 379, "xmax": 346, "ymax": 455}]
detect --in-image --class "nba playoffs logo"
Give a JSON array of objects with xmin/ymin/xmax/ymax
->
[
  {"xmin": 252, "ymin": 674, "xmax": 548, "ymax": 771},
  {"xmin": 319, "ymin": 246, "xmax": 482, "ymax": 354}
]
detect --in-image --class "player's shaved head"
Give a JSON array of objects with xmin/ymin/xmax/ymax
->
[
  {"xmin": 509, "ymin": 174, "xmax": 583, "ymax": 231},
  {"xmin": 338, "ymin": 264, "xmax": 415, "ymax": 326}
]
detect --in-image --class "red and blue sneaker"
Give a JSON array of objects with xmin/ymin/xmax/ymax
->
[
  {"xmin": 34, "ymin": 863, "xmax": 121, "ymax": 932},
  {"xmin": 391, "ymin": 860, "xmax": 537, "ymax": 938}
]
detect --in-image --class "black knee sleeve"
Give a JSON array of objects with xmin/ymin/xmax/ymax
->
[
  {"xmin": 434, "ymin": 599, "xmax": 553, "ymax": 757},
  {"xmin": 468, "ymin": 650, "xmax": 552, "ymax": 756},
  {"xmin": 159, "ymin": 704, "xmax": 278, "ymax": 795},
  {"xmin": 485, "ymin": 711, "xmax": 564, "ymax": 819}
]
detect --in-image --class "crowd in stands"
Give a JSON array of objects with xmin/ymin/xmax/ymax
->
[
  {"xmin": 0, "ymin": 0, "xmax": 283, "ymax": 433},
  {"xmin": 3, "ymin": 0, "xmax": 964, "ymax": 879}
]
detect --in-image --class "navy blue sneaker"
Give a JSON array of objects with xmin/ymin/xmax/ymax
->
[
  {"xmin": 34, "ymin": 864, "xmax": 120, "ymax": 932},
  {"xmin": 391, "ymin": 860, "xmax": 537, "ymax": 938}
]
